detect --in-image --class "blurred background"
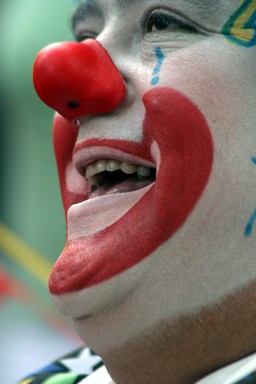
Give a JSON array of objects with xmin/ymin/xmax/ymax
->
[{"xmin": 0, "ymin": 1, "xmax": 83, "ymax": 382}]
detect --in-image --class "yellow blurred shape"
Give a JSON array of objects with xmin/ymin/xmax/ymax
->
[
  {"xmin": 0, "ymin": 222, "xmax": 51, "ymax": 287},
  {"xmin": 18, "ymin": 379, "xmax": 34, "ymax": 384}
]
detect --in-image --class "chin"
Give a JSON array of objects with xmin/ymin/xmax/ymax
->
[{"xmin": 50, "ymin": 253, "xmax": 152, "ymax": 320}]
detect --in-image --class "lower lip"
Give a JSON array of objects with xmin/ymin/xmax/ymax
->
[
  {"xmin": 88, "ymin": 176, "xmax": 153, "ymax": 199},
  {"xmin": 67, "ymin": 184, "xmax": 152, "ymax": 238},
  {"xmin": 49, "ymin": 87, "xmax": 213, "ymax": 294}
]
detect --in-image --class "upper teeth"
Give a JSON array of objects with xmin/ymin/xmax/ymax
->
[{"xmin": 85, "ymin": 159, "xmax": 152, "ymax": 186}]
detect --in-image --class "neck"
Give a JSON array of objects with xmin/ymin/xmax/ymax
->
[{"xmin": 97, "ymin": 282, "xmax": 256, "ymax": 384}]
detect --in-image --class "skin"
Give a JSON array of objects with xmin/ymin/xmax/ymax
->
[{"xmin": 47, "ymin": 0, "xmax": 256, "ymax": 383}]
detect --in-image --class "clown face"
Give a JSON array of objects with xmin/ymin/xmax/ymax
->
[{"xmin": 33, "ymin": 0, "xmax": 256, "ymax": 351}]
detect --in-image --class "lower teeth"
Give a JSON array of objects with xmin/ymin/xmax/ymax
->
[{"xmin": 137, "ymin": 173, "xmax": 147, "ymax": 180}]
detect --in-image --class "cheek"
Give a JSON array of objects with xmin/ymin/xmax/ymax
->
[{"xmin": 160, "ymin": 37, "xmax": 256, "ymax": 134}]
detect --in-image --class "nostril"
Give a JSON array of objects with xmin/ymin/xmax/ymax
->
[{"xmin": 68, "ymin": 101, "xmax": 80, "ymax": 109}]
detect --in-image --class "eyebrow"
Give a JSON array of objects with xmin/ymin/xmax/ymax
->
[
  {"xmin": 115, "ymin": 0, "xmax": 219, "ymax": 9},
  {"xmin": 71, "ymin": 0, "xmax": 136, "ymax": 28},
  {"xmin": 115, "ymin": 0, "xmax": 140, "ymax": 7},
  {"xmin": 71, "ymin": 0, "xmax": 103, "ymax": 32}
]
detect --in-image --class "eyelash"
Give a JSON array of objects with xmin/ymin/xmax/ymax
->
[
  {"xmin": 74, "ymin": 32, "xmax": 97, "ymax": 43},
  {"xmin": 144, "ymin": 10, "xmax": 197, "ymax": 34}
]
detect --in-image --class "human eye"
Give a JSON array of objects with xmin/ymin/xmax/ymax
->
[
  {"xmin": 144, "ymin": 9, "xmax": 198, "ymax": 34},
  {"xmin": 71, "ymin": 3, "xmax": 103, "ymax": 43},
  {"xmin": 74, "ymin": 30, "xmax": 98, "ymax": 42}
]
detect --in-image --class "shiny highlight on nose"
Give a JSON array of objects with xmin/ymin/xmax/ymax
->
[{"xmin": 33, "ymin": 40, "xmax": 126, "ymax": 123}]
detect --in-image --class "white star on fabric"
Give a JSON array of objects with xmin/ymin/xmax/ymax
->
[{"xmin": 60, "ymin": 348, "xmax": 102, "ymax": 375}]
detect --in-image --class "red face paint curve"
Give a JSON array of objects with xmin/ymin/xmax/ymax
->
[
  {"xmin": 52, "ymin": 114, "xmax": 88, "ymax": 218},
  {"xmin": 49, "ymin": 88, "xmax": 214, "ymax": 294}
]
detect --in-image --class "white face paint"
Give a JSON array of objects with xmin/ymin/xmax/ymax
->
[{"xmin": 47, "ymin": 0, "xmax": 256, "ymax": 351}]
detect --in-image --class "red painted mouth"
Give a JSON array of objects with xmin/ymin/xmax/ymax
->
[{"xmin": 49, "ymin": 87, "xmax": 214, "ymax": 295}]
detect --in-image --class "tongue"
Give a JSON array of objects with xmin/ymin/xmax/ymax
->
[{"xmin": 89, "ymin": 177, "xmax": 154, "ymax": 199}]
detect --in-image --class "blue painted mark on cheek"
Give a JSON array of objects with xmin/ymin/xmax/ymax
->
[
  {"xmin": 245, "ymin": 209, "xmax": 256, "ymax": 237},
  {"xmin": 151, "ymin": 47, "xmax": 165, "ymax": 86},
  {"xmin": 244, "ymin": 157, "xmax": 256, "ymax": 237}
]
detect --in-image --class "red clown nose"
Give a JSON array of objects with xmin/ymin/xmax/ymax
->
[{"xmin": 33, "ymin": 40, "xmax": 126, "ymax": 123}]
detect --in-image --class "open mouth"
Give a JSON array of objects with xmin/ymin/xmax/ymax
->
[
  {"xmin": 66, "ymin": 148, "xmax": 157, "ymax": 240},
  {"xmin": 85, "ymin": 159, "xmax": 156, "ymax": 198},
  {"xmin": 50, "ymin": 87, "xmax": 214, "ymax": 300}
]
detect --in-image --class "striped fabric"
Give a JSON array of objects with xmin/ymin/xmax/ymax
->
[
  {"xmin": 17, "ymin": 348, "xmax": 103, "ymax": 384},
  {"xmin": 236, "ymin": 371, "xmax": 256, "ymax": 384}
]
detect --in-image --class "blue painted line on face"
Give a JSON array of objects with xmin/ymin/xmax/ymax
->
[
  {"xmin": 245, "ymin": 209, "xmax": 256, "ymax": 237},
  {"xmin": 151, "ymin": 47, "xmax": 165, "ymax": 86},
  {"xmin": 244, "ymin": 157, "xmax": 256, "ymax": 237}
]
